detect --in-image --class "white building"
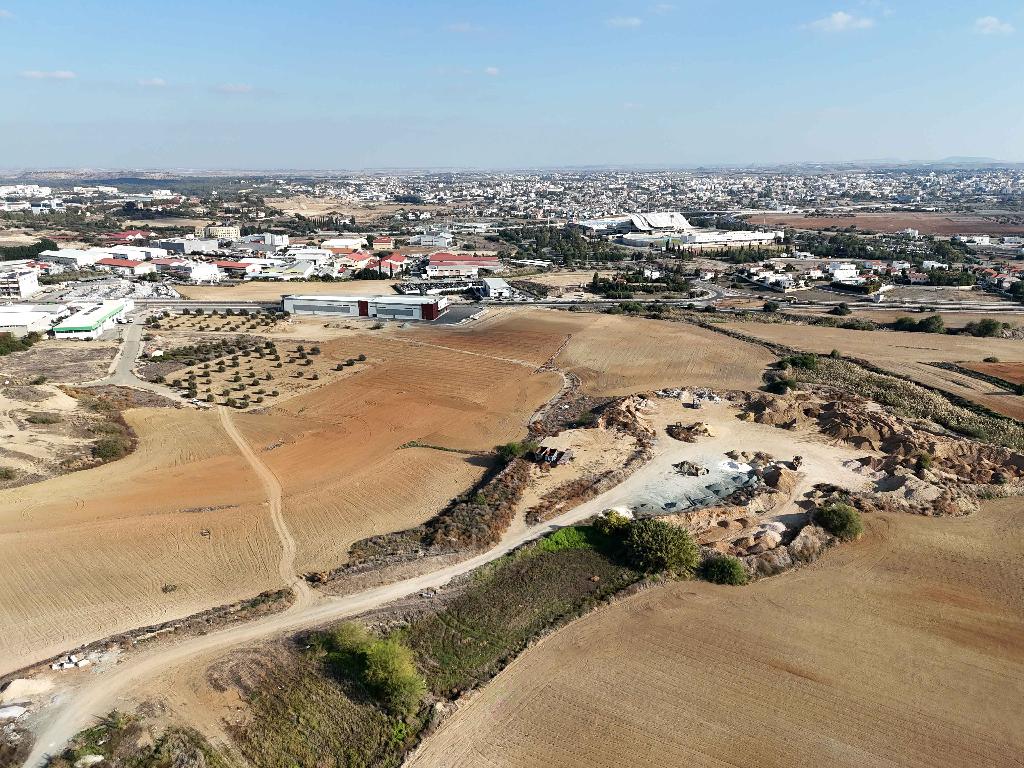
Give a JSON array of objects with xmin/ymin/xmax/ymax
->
[
  {"xmin": 480, "ymin": 277, "xmax": 513, "ymax": 299},
  {"xmin": 241, "ymin": 233, "xmax": 289, "ymax": 247},
  {"xmin": 410, "ymin": 232, "xmax": 455, "ymax": 249},
  {"xmin": 94, "ymin": 258, "xmax": 157, "ymax": 277},
  {"xmin": 0, "ymin": 304, "xmax": 67, "ymax": 336},
  {"xmin": 31, "ymin": 199, "xmax": 65, "ymax": 216},
  {"xmin": 322, "ymin": 235, "xmax": 370, "ymax": 251},
  {"xmin": 38, "ymin": 248, "xmax": 104, "ymax": 269},
  {"xmin": 52, "ymin": 300, "xmax": 133, "ymax": 340},
  {"xmin": 0, "ymin": 263, "xmax": 41, "ymax": 299},
  {"xmin": 104, "ymin": 244, "xmax": 169, "ymax": 261},
  {"xmin": 153, "ymin": 236, "xmax": 220, "ymax": 255}
]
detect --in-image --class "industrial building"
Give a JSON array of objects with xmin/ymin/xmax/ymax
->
[
  {"xmin": 95, "ymin": 258, "xmax": 157, "ymax": 277},
  {"xmin": 39, "ymin": 248, "xmax": 105, "ymax": 269},
  {"xmin": 0, "ymin": 304, "xmax": 67, "ymax": 336},
  {"xmin": 283, "ymin": 294, "xmax": 449, "ymax": 321},
  {"xmin": 52, "ymin": 300, "xmax": 134, "ymax": 340},
  {"xmin": 153, "ymin": 236, "xmax": 220, "ymax": 255},
  {"xmin": 480, "ymin": 277, "xmax": 513, "ymax": 299},
  {"xmin": 574, "ymin": 212, "xmax": 694, "ymax": 236}
]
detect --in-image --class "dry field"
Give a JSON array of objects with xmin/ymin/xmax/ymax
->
[
  {"xmin": 232, "ymin": 325, "xmax": 564, "ymax": 575},
  {"xmin": 405, "ymin": 308, "xmax": 776, "ymax": 396},
  {"xmin": 0, "ymin": 309, "xmax": 780, "ymax": 676},
  {"xmin": 0, "ymin": 407, "xmax": 279, "ymax": 675},
  {"xmin": 726, "ymin": 320, "xmax": 1024, "ymax": 420},
  {"xmin": 0, "ymin": 339, "xmax": 118, "ymax": 385},
  {"xmin": 965, "ymin": 361, "xmax": 1024, "ymax": 386},
  {"xmin": 411, "ymin": 499, "xmax": 1024, "ymax": 768},
  {"xmin": 149, "ymin": 310, "xmax": 282, "ymax": 335},
  {"xmin": 751, "ymin": 211, "xmax": 1024, "ymax": 236},
  {"xmin": 176, "ymin": 280, "xmax": 398, "ymax": 302},
  {"xmin": 558, "ymin": 313, "xmax": 775, "ymax": 396}
]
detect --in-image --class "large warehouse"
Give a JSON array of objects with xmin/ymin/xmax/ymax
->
[
  {"xmin": 283, "ymin": 294, "xmax": 449, "ymax": 321},
  {"xmin": 52, "ymin": 300, "xmax": 133, "ymax": 340}
]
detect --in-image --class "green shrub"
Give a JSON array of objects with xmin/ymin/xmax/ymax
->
[
  {"xmin": 963, "ymin": 318, "xmax": 1002, "ymax": 338},
  {"xmin": 624, "ymin": 518, "xmax": 699, "ymax": 574},
  {"xmin": 701, "ymin": 555, "xmax": 749, "ymax": 585},
  {"xmin": 362, "ymin": 639, "xmax": 425, "ymax": 717},
  {"xmin": 829, "ymin": 303, "xmax": 852, "ymax": 316},
  {"xmin": 93, "ymin": 436, "xmax": 131, "ymax": 460},
  {"xmin": 495, "ymin": 440, "xmax": 538, "ymax": 465},
  {"xmin": 594, "ymin": 510, "xmax": 631, "ymax": 537},
  {"xmin": 0, "ymin": 467, "xmax": 15, "ymax": 481},
  {"xmin": 983, "ymin": 356, "xmax": 1000, "ymax": 363},
  {"xmin": 815, "ymin": 502, "xmax": 863, "ymax": 541},
  {"xmin": 784, "ymin": 352, "xmax": 819, "ymax": 371},
  {"xmin": 763, "ymin": 301, "xmax": 780, "ymax": 313},
  {"xmin": 537, "ymin": 526, "xmax": 593, "ymax": 553}
]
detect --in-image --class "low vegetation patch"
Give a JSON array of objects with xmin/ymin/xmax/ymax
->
[
  {"xmin": 45, "ymin": 711, "xmax": 230, "ymax": 768},
  {"xmin": 814, "ymin": 502, "xmax": 864, "ymax": 541},
  {"xmin": 701, "ymin": 554, "xmax": 749, "ymax": 585},
  {"xmin": 0, "ymin": 331, "xmax": 41, "ymax": 357},
  {"xmin": 403, "ymin": 531, "xmax": 642, "ymax": 696}
]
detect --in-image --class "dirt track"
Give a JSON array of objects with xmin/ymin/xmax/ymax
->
[{"xmin": 409, "ymin": 500, "xmax": 1024, "ymax": 768}]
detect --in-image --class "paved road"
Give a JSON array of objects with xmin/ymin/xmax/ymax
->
[{"xmin": 84, "ymin": 323, "xmax": 179, "ymax": 400}]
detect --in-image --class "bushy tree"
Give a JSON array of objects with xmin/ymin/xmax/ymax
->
[
  {"xmin": 363, "ymin": 639, "xmax": 426, "ymax": 717},
  {"xmin": 624, "ymin": 518, "xmax": 699, "ymax": 574},
  {"xmin": 815, "ymin": 502, "xmax": 863, "ymax": 541},
  {"xmin": 701, "ymin": 555, "xmax": 749, "ymax": 585}
]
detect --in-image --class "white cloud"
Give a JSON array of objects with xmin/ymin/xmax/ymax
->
[
  {"xmin": 0, "ymin": 10, "xmax": 13, "ymax": 19},
  {"xmin": 804, "ymin": 11, "xmax": 875, "ymax": 32},
  {"xmin": 484, "ymin": 66, "xmax": 500, "ymax": 77},
  {"xmin": 606, "ymin": 16, "xmax": 643, "ymax": 28},
  {"xmin": 21, "ymin": 70, "xmax": 76, "ymax": 80},
  {"xmin": 214, "ymin": 83, "xmax": 254, "ymax": 94},
  {"xmin": 974, "ymin": 16, "xmax": 1014, "ymax": 35},
  {"xmin": 652, "ymin": 3, "xmax": 675, "ymax": 14},
  {"xmin": 446, "ymin": 21, "xmax": 481, "ymax": 33},
  {"xmin": 138, "ymin": 77, "xmax": 166, "ymax": 88}
]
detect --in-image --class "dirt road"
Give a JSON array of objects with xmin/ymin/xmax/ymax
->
[{"xmin": 217, "ymin": 407, "xmax": 314, "ymax": 608}]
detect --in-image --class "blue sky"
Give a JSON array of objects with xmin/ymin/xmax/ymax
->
[{"xmin": 1, "ymin": 1, "xmax": 1021, "ymax": 169}]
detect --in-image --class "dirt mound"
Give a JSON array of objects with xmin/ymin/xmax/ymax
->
[{"xmin": 666, "ymin": 421, "xmax": 712, "ymax": 442}]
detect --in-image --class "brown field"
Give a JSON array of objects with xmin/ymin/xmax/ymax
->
[
  {"xmin": 176, "ymin": 280, "xmax": 398, "ymax": 302},
  {"xmin": 726, "ymin": 320, "xmax": 1024, "ymax": 420},
  {"xmin": 965, "ymin": 361, "xmax": 1024, "ymax": 386},
  {"xmin": 558, "ymin": 313, "xmax": 775, "ymax": 396},
  {"xmin": 411, "ymin": 499, "xmax": 1024, "ymax": 768},
  {"xmin": 0, "ymin": 407, "xmax": 278, "ymax": 674},
  {"xmin": 751, "ymin": 211, "xmax": 1024, "ymax": 236},
  {"xmin": 0, "ymin": 339, "xmax": 119, "ymax": 385},
  {"xmin": 0, "ymin": 310, "xmax": 778, "ymax": 675}
]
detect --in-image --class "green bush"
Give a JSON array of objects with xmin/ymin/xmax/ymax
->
[
  {"xmin": 893, "ymin": 315, "xmax": 944, "ymax": 334},
  {"xmin": 93, "ymin": 436, "xmax": 131, "ymax": 460},
  {"xmin": 963, "ymin": 318, "xmax": 1002, "ymax": 338},
  {"xmin": 0, "ymin": 467, "xmax": 15, "ymax": 481},
  {"xmin": 495, "ymin": 440, "xmax": 538, "ymax": 465},
  {"xmin": 784, "ymin": 353, "xmax": 819, "ymax": 371},
  {"xmin": 537, "ymin": 526, "xmax": 594, "ymax": 553},
  {"xmin": 815, "ymin": 502, "xmax": 863, "ymax": 541},
  {"xmin": 983, "ymin": 356, "xmax": 1000, "ymax": 363},
  {"xmin": 624, "ymin": 518, "xmax": 699, "ymax": 574},
  {"xmin": 701, "ymin": 555, "xmax": 749, "ymax": 585},
  {"xmin": 594, "ymin": 510, "xmax": 631, "ymax": 537},
  {"xmin": 763, "ymin": 301, "xmax": 780, "ymax": 313},
  {"xmin": 829, "ymin": 303, "xmax": 852, "ymax": 316}
]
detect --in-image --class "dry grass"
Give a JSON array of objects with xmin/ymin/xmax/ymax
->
[
  {"xmin": 964, "ymin": 361, "xmax": 1024, "ymax": 386},
  {"xmin": 410, "ymin": 501, "xmax": 1024, "ymax": 768}
]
